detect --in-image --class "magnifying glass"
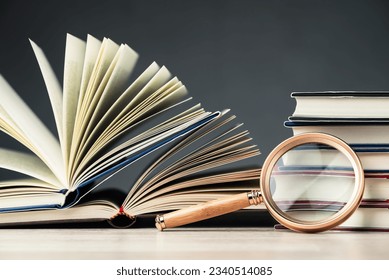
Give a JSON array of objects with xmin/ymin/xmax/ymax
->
[{"xmin": 155, "ymin": 133, "xmax": 365, "ymax": 233}]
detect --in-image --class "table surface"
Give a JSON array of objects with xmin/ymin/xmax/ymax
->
[{"xmin": 0, "ymin": 227, "xmax": 388, "ymax": 260}]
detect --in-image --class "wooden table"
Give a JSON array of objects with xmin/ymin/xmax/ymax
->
[{"xmin": 0, "ymin": 228, "xmax": 388, "ymax": 259}]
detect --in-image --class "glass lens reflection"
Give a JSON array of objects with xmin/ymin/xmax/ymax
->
[{"xmin": 270, "ymin": 143, "xmax": 355, "ymax": 222}]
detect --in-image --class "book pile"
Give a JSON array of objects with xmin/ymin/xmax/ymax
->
[{"xmin": 284, "ymin": 92, "xmax": 389, "ymax": 230}]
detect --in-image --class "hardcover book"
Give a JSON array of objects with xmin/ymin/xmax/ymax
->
[
  {"xmin": 291, "ymin": 91, "xmax": 389, "ymax": 118},
  {"xmin": 284, "ymin": 91, "xmax": 389, "ymax": 230},
  {"xmin": 0, "ymin": 34, "xmax": 261, "ymax": 227}
]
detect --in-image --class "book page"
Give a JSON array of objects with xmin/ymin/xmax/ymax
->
[
  {"xmin": 71, "ymin": 64, "xmax": 174, "ymax": 179},
  {"xmin": 67, "ymin": 34, "xmax": 101, "ymax": 180},
  {"xmin": 62, "ymin": 34, "xmax": 86, "ymax": 169},
  {"xmin": 86, "ymin": 44, "xmax": 138, "ymax": 131},
  {"xmin": 126, "ymin": 173, "xmax": 260, "ymax": 215},
  {"xmin": 81, "ymin": 75, "xmax": 183, "ymax": 164},
  {"xmin": 0, "ymin": 177, "xmax": 68, "ymax": 212},
  {"xmin": 121, "ymin": 112, "xmax": 260, "ymax": 211},
  {"xmin": 69, "ymin": 38, "xmax": 119, "ymax": 176},
  {"xmin": 71, "ymin": 111, "xmax": 219, "ymax": 188},
  {"xmin": 77, "ymin": 44, "xmax": 138, "ymax": 158},
  {"xmin": 0, "ymin": 76, "xmax": 66, "ymax": 186},
  {"xmin": 86, "ymin": 66, "xmax": 175, "ymax": 153},
  {"xmin": 0, "ymin": 193, "xmax": 66, "ymax": 212},
  {"xmin": 124, "ymin": 110, "xmax": 236, "ymax": 201},
  {"xmin": 0, "ymin": 106, "xmax": 35, "ymax": 151},
  {"xmin": 0, "ymin": 148, "xmax": 62, "ymax": 188},
  {"xmin": 128, "ymin": 144, "xmax": 259, "ymax": 208},
  {"xmin": 0, "ymin": 178, "xmax": 60, "ymax": 191},
  {"xmin": 105, "ymin": 62, "xmax": 161, "ymax": 120},
  {"xmin": 77, "ymin": 35, "xmax": 102, "ymax": 114},
  {"xmin": 74, "ymin": 62, "xmax": 160, "ymax": 157},
  {"xmin": 73, "ymin": 87, "xmax": 195, "ymax": 181},
  {"xmin": 113, "ymin": 66, "xmax": 173, "ymax": 122},
  {"xmin": 29, "ymin": 39, "xmax": 64, "ymax": 145},
  {"xmin": 0, "ymin": 202, "xmax": 117, "ymax": 225}
]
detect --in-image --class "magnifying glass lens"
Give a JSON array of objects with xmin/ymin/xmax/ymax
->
[{"xmin": 270, "ymin": 143, "xmax": 356, "ymax": 223}]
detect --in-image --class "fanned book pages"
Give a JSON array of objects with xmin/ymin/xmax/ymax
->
[{"xmin": 0, "ymin": 34, "xmax": 261, "ymax": 227}]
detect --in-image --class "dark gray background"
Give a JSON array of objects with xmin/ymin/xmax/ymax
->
[{"xmin": 1, "ymin": 0, "xmax": 389, "ymax": 164}]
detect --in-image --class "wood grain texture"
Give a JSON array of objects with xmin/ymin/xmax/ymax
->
[{"xmin": 159, "ymin": 193, "xmax": 251, "ymax": 229}]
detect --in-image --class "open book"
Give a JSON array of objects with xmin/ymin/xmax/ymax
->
[{"xmin": 0, "ymin": 34, "xmax": 261, "ymax": 227}]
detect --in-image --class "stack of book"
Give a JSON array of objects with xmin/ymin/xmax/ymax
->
[{"xmin": 284, "ymin": 92, "xmax": 389, "ymax": 230}]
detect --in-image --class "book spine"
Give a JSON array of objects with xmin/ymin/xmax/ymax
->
[{"xmin": 108, "ymin": 207, "xmax": 137, "ymax": 228}]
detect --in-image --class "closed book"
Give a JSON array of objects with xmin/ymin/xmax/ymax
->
[
  {"xmin": 291, "ymin": 91, "xmax": 389, "ymax": 118},
  {"xmin": 285, "ymin": 120, "xmax": 389, "ymax": 144}
]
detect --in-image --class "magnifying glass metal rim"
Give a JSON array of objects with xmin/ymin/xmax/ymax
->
[{"xmin": 260, "ymin": 132, "xmax": 365, "ymax": 233}]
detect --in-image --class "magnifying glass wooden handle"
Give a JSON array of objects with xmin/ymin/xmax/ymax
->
[{"xmin": 155, "ymin": 190, "xmax": 262, "ymax": 230}]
